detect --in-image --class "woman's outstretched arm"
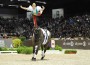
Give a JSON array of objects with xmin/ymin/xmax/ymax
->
[{"xmin": 20, "ymin": 5, "xmax": 28, "ymax": 10}]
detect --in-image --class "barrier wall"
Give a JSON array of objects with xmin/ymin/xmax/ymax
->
[
  {"xmin": 1, "ymin": 38, "xmax": 90, "ymax": 49},
  {"xmin": 0, "ymin": 38, "xmax": 13, "ymax": 48},
  {"xmin": 55, "ymin": 38, "xmax": 90, "ymax": 49}
]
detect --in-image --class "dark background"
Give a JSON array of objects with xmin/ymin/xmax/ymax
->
[{"xmin": 0, "ymin": 0, "xmax": 90, "ymax": 18}]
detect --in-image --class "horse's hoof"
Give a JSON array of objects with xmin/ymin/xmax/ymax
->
[
  {"xmin": 41, "ymin": 56, "xmax": 45, "ymax": 60},
  {"xmin": 41, "ymin": 55, "xmax": 45, "ymax": 60},
  {"xmin": 41, "ymin": 57, "xmax": 44, "ymax": 60},
  {"xmin": 32, "ymin": 57, "xmax": 36, "ymax": 61}
]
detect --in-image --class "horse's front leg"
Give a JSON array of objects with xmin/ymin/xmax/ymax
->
[{"xmin": 32, "ymin": 45, "xmax": 39, "ymax": 61}]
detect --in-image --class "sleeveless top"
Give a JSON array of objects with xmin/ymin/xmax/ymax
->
[{"xmin": 27, "ymin": 5, "xmax": 41, "ymax": 15}]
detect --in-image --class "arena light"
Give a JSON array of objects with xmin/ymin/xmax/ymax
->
[
  {"xmin": 27, "ymin": 0, "xmax": 30, "ymax": 3},
  {"xmin": 8, "ymin": 5, "xmax": 18, "ymax": 8},
  {"xmin": 10, "ymin": 0, "xmax": 13, "ymax": 1},
  {"xmin": 0, "ymin": 4, "xmax": 3, "ymax": 7},
  {"xmin": 18, "ymin": 0, "xmax": 20, "ymax": 1},
  {"xmin": 35, "ymin": 1, "xmax": 46, "ymax": 4},
  {"xmin": 0, "ymin": 4, "xmax": 3, "ymax": 6},
  {"xmin": 18, "ymin": 0, "xmax": 27, "ymax": 1},
  {"xmin": 8, "ymin": 5, "xmax": 17, "ymax": 6}
]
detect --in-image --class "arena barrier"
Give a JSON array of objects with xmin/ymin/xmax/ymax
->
[
  {"xmin": 0, "ymin": 38, "xmax": 13, "ymax": 48},
  {"xmin": 23, "ymin": 37, "xmax": 90, "ymax": 49},
  {"xmin": 0, "ymin": 51, "xmax": 17, "ymax": 54},
  {"xmin": 55, "ymin": 37, "xmax": 90, "ymax": 49}
]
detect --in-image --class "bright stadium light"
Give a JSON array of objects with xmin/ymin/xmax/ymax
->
[
  {"xmin": 27, "ymin": 0, "xmax": 30, "ymax": 3},
  {"xmin": 10, "ymin": 0, "xmax": 13, "ymax": 1},
  {"xmin": 8, "ymin": 5, "xmax": 18, "ymax": 8},
  {"xmin": 35, "ymin": 1, "xmax": 46, "ymax": 4},
  {"xmin": 0, "ymin": 4, "xmax": 3, "ymax": 7}
]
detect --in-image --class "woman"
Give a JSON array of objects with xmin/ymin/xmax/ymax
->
[{"xmin": 20, "ymin": 3, "xmax": 45, "ymax": 28}]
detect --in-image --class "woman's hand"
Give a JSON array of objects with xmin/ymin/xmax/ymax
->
[
  {"xmin": 20, "ymin": 5, "xmax": 23, "ymax": 8},
  {"xmin": 42, "ymin": 6, "xmax": 45, "ymax": 10}
]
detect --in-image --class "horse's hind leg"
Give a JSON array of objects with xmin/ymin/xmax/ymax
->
[
  {"xmin": 41, "ymin": 44, "xmax": 51, "ymax": 60},
  {"xmin": 41, "ymin": 44, "xmax": 48, "ymax": 60},
  {"xmin": 41, "ymin": 45, "xmax": 45, "ymax": 60},
  {"xmin": 32, "ymin": 45, "xmax": 39, "ymax": 61}
]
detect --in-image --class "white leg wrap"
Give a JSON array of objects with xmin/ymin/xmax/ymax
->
[
  {"xmin": 33, "ymin": 45, "xmax": 38, "ymax": 58},
  {"xmin": 42, "ymin": 50, "xmax": 45, "ymax": 57},
  {"xmin": 33, "ymin": 53, "xmax": 36, "ymax": 58},
  {"xmin": 35, "ymin": 45, "xmax": 38, "ymax": 53}
]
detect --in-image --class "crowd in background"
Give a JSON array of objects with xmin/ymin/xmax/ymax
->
[{"xmin": 0, "ymin": 14, "xmax": 90, "ymax": 39}]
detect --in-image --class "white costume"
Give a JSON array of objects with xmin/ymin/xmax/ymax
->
[{"xmin": 27, "ymin": 5, "xmax": 42, "ymax": 15}]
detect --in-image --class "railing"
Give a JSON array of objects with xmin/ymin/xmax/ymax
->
[{"xmin": 0, "ymin": 51, "xmax": 17, "ymax": 54}]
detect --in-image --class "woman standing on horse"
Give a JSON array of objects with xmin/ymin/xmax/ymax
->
[{"xmin": 20, "ymin": 3, "xmax": 45, "ymax": 28}]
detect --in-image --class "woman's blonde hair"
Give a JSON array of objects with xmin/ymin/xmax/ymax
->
[{"xmin": 32, "ymin": 3, "xmax": 36, "ymax": 7}]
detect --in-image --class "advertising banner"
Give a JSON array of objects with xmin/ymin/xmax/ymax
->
[{"xmin": 52, "ymin": 9, "xmax": 64, "ymax": 19}]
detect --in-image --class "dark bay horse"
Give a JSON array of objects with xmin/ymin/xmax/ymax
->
[{"xmin": 32, "ymin": 28, "xmax": 51, "ymax": 61}]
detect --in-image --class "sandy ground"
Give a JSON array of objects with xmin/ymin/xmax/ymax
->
[{"xmin": 0, "ymin": 50, "xmax": 90, "ymax": 65}]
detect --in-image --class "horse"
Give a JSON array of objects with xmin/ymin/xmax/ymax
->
[{"xmin": 32, "ymin": 27, "xmax": 51, "ymax": 61}]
